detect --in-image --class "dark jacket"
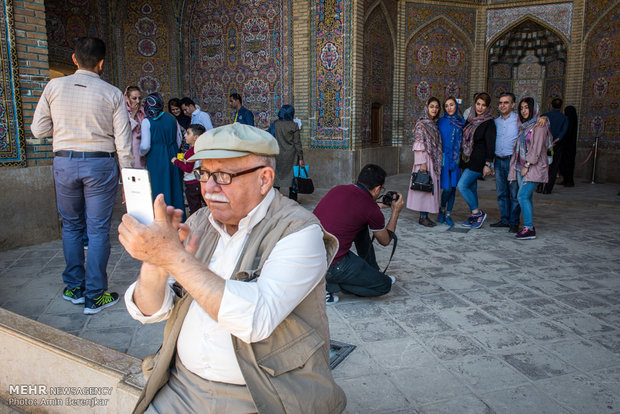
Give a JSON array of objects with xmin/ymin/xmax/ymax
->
[{"xmin": 460, "ymin": 119, "xmax": 496, "ymax": 173}]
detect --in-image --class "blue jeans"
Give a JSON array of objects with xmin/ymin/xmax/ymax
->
[
  {"xmin": 516, "ymin": 172, "xmax": 538, "ymax": 228},
  {"xmin": 494, "ymin": 157, "xmax": 520, "ymax": 225},
  {"xmin": 53, "ymin": 156, "xmax": 119, "ymax": 299},
  {"xmin": 457, "ymin": 169, "xmax": 481, "ymax": 211},
  {"xmin": 440, "ymin": 187, "xmax": 456, "ymax": 212}
]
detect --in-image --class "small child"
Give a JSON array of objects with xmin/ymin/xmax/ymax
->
[{"xmin": 171, "ymin": 124, "xmax": 206, "ymax": 216}]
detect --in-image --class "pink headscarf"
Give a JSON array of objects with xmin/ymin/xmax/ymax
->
[{"xmin": 125, "ymin": 86, "xmax": 146, "ymax": 133}]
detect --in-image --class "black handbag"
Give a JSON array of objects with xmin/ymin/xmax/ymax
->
[
  {"xmin": 292, "ymin": 166, "xmax": 314, "ymax": 194},
  {"xmin": 411, "ymin": 171, "xmax": 433, "ymax": 194}
]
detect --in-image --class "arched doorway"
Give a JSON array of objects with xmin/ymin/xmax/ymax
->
[{"xmin": 488, "ymin": 20, "xmax": 567, "ymax": 114}]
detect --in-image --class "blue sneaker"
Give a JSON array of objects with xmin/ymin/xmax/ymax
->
[
  {"xmin": 437, "ymin": 210, "xmax": 445, "ymax": 223},
  {"xmin": 84, "ymin": 292, "xmax": 119, "ymax": 315},
  {"xmin": 445, "ymin": 215, "xmax": 454, "ymax": 226},
  {"xmin": 461, "ymin": 216, "xmax": 474, "ymax": 227},
  {"xmin": 471, "ymin": 211, "xmax": 487, "ymax": 229},
  {"xmin": 62, "ymin": 286, "xmax": 85, "ymax": 304}
]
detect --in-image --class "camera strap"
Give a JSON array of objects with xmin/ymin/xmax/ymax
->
[{"xmin": 370, "ymin": 230, "xmax": 397, "ymax": 274}]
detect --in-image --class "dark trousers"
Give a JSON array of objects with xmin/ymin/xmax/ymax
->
[
  {"xmin": 544, "ymin": 145, "xmax": 562, "ymax": 193},
  {"xmin": 494, "ymin": 157, "xmax": 520, "ymax": 225},
  {"xmin": 326, "ymin": 228, "xmax": 392, "ymax": 297},
  {"xmin": 185, "ymin": 181, "xmax": 205, "ymax": 216}
]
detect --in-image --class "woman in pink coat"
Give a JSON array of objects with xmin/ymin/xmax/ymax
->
[
  {"xmin": 406, "ymin": 97, "xmax": 442, "ymax": 227},
  {"xmin": 125, "ymin": 86, "xmax": 146, "ymax": 168},
  {"xmin": 508, "ymin": 97, "xmax": 551, "ymax": 240}
]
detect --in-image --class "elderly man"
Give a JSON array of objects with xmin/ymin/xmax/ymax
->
[
  {"xmin": 119, "ymin": 123, "xmax": 346, "ymax": 414},
  {"xmin": 31, "ymin": 37, "xmax": 132, "ymax": 314}
]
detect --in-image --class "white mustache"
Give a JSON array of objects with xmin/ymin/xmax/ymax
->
[{"xmin": 204, "ymin": 193, "xmax": 230, "ymax": 203}]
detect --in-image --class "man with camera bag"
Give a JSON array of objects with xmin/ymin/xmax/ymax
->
[{"xmin": 314, "ymin": 164, "xmax": 404, "ymax": 304}]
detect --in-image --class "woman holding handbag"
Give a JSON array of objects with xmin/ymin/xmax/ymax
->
[
  {"xmin": 437, "ymin": 97, "xmax": 465, "ymax": 226},
  {"xmin": 508, "ymin": 97, "xmax": 551, "ymax": 240},
  {"xmin": 406, "ymin": 97, "xmax": 442, "ymax": 227},
  {"xmin": 271, "ymin": 104, "xmax": 304, "ymax": 201},
  {"xmin": 457, "ymin": 92, "xmax": 496, "ymax": 229}
]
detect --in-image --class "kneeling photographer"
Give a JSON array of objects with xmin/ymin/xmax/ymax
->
[{"xmin": 313, "ymin": 164, "xmax": 404, "ymax": 304}]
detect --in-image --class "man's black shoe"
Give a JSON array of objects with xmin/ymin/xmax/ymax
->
[
  {"xmin": 490, "ymin": 221, "xmax": 509, "ymax": 228},
  {"xmin": 509, "ymin": 224, "xmax": 519, "ymax": 233}
]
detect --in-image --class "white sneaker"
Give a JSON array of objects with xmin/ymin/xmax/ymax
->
[
  {"xmin": 326, "ymin": 292, "xmax": 339, "ymax": 304},
  {"xmin": 389, "ymin": 275, "xmax": 396, "ymax": 284}
]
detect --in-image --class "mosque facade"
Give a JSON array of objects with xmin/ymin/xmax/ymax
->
[{"xmin": 0, "ymin": 0, "xmax": 618, "ymax": 247}]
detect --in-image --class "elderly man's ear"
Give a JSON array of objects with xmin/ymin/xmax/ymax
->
[{"xmin": 259, "ymin": 167, "xmax": 275, "ymax": 195}]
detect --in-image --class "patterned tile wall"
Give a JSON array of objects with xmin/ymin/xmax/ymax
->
[
  {"xmin": 406, "ymin": 3, "xmax": 475, "ymax": 43},
  {"xmin": 1, "ymin": 0, "xmax": 25, "ymax": 166},
  {"xmin": 581, "ymin": 3, "xmax": 619, "ymax": 148},
  {"xmin": 361, "ymin": 5, "xmax": 393, "ymax": 148},
  {"xmin": 404, "ymin": 21, "xmax": 470, "ymax": 145},
  {"xmin": 183, "ymin": 0, "xmax": 292, "ymax": 129},
  {"xmin": 312, "ymin": 0, "xmax": 350, "ymax": 146},
  {"xmin": 117, "ymin": 1, "xmax": 176, "ymax": 101}
]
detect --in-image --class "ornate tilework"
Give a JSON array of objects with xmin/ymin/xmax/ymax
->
[
  {"xmin": 514, "ymin": 79, "xmax": 543, "ymax": 105},
  {"xmin": 404, "ymin": 21, "xmax": 470, "ymax": 145},
  {"xmin": 486, "ymin": 3, "xmax": 573, "ymax": 44},
  {"xmin": 312, "ymin": 0, "xmax": 350, "ymax": 146},
  {"xmin": 365, "ymin": 0, "xmax": 397, "ymax": 33},
  {"xmin": 585, "ymin": 0, "xmax": 616, "ymax": 34},
  {"xmin": 0, "ymin": 0, "xmax": 25, "ymax": 166},
  {"xmin": 183, "ymin": 0, "xmax": 292, "ymax": 129},
  {"xmin": 582, "ymin": 3, "xmax": 620, "ymax": 147},
  {"xmin": 117, "ymin": 1, "xmax": 175, "ymax": 100},
  {"xmin": 45, "ymin": 0, "xmax": 109, "ymax": 69},
  {"xmin": 407, "ymin": 4, "xmax": 476, "ymax": 43},
  {"xmin": 361, "ymin": 6, "xmax": 393, "ymax": 148}
]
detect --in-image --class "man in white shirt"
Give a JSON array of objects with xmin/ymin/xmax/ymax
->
[
  {"xmin": 31, "ymin": 37, "xmax": 132, "ymax": 314},
  {"xmin": 180, "ymin": 97, "xmax": 214, "ymax": 131},
  {"xmin": 119, "ymin": 123, "xmax": 346, "ymax": 413}
]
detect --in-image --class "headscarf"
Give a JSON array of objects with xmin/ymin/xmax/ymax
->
[
  {"xmin": 413, "ymin": 99, "xmax": 443, "ymax": 177},
  {"xmin": 168, "ymin": 98, "xmax": 190, "ymax": 130},
  {"xmin": 144, "ymin": 92, "xmax": 164, "ymax": 119},
  {"xmin": 514, "ymin": 97, "xmax": 549, "ymax": 169},
  {"xmin": 124, "ymin": 86, "xmax": 146, "ymax": 131},
  {"xmin": 461, "ymin": 98, "xmax": 494, "ymax": 159},
  {"xmin": 278, "ymin": 104, "xmax": 295, "ymax": 121},
  {"xmin": 437, "ymin": 98, "xmax": 465, "ymax": 171}
]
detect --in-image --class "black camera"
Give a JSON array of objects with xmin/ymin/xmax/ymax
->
[{"xmin": 381, "ymin": 191, "xmax": 399, "ymax": 206}]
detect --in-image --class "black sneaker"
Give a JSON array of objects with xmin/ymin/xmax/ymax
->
[
  {"xmin": 84, "ymin": 292, "xmax": 119, "ymax": 315},
  {"xmin": 509, "ymin": 224, "xmax": 520, "ymax": 233},
  {"xmin": 62, "ymin": 286, "xmax": 85, "ymax": 304},
  {"xmin": 326, "ymin": 292, "xmax": 339, "ymax": 304},
  {"xmin": 490, "ymin": 220, "xmax": 509, "ymax": 228}
]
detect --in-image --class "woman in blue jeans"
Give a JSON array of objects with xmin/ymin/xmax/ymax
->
[
  {"xmin": 457, "ymin": 92, "xmax": 496, "ymax": 229},
  {"xmin": 508, "ymin": 97, "xmax": 551, "ymax": 240},
  {"xmin": 437, "ymin": 97, "xmax": 465, "ymax": 226}
]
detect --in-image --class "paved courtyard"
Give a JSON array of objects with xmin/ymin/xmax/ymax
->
[{"xmin": 1, "ymin": 174, "xmax": 619, "ymax": 413}]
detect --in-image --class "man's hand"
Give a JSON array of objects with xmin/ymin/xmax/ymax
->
[
  {"xmin": 483, "ymin": 165, "xmax": 492, "ymax": 178},
  {"xmin": 391, "ymin": 192, "xmax": 405, "ymax": 213},
  {"xmin": 118, "ymin": 194, "xmax": 198, "ymax": 269},
  {"xmin": 537, "ymin": 116, "xmax": 548, "ymax": 127}
]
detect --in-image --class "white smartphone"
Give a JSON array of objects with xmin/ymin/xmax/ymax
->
[{"xmin": 121, "ymin": 168, "xmax": 154, "ymax": 225}]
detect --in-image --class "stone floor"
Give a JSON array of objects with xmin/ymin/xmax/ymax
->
[{"xmin": 1, "ymin": 174, "xmax": 619, "ymax": 413}]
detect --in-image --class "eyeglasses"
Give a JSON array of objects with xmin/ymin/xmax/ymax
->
[{"xmin": 193, "ymin": 165, "xmax": 265, "ymax": 185}]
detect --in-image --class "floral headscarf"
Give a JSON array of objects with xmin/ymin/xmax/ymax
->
[
  {"xmin": 144, "ymin": 92, "xmax": 164, "ymax": 119},
  {"xmin": 437, "ymin": 98, "xmax": 465, "ymax": 171},
  {"xmin": 413, "ymin": 98, "xmax": 443, "ymax": 177},
  {"xmin": 461, "ymin": 97, "xmax": 494, "ymax": 160},
  {"xmin": 514, "ymin": 97, "xmax": 547, "ymax": 169}
]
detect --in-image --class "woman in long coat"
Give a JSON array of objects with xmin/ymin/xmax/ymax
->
[
  {"xmin": 139, "ymin": 93, "xmax": 186, "ymax": 220},
  {"xmin": 125, "ymin": 86, "xmax": 146, "ymax": 169},
  {"xmin": 271, "ymin": 105, "xmax": 304, "ymax": 201},
  {"xmin": 406, "ymin": 97, "xmax": 442, "ymax": 227}
]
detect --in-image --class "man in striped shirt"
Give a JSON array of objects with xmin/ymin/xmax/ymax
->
[{"xmin": 31, "ymin": 37, "xmax": 133, "ymax": 314}]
